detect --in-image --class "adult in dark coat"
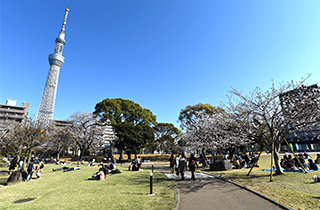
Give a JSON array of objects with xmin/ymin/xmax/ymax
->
[
  {"xmin": 308, "ymin": 159, "xmax": 319, "ymax": 171},
  {"xmin": 189, "ymin": 154, "xmax": 198, "ymax": 181},
  {"xmin": 179, "ymin": 154, "xmax": 187, "ymax": 180},
  {"xmin": 9, "ymin": 157, "xmax": 18, "ymax": 174}
]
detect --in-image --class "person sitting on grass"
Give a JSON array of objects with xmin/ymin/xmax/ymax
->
[
  {"xmin": 308, "ymin": 159, "xmax": 318, "ymax": 171},
  {"xmin": 285, "ymin": 155, "xmax": 298, "ymax": 172},
  {"xmin": 136, "ymin": 156, "xmax": 141, "ymax": 169},
  {"xmin": 93, "ymin": 167, "xmax": 105, "ymax": 180},
  {"xmin": 109, "ymin": 161, "xmax": 116, "ymax": 170},
  {"xmin": 313, "ymin": 175, "xmax": 320, "ymax": 182},
  {"xmin": 249, "ymin": 152, "xmax": 259, "ymax": 167},
  {"xmin": 36, "ymin": 159, "xmax": 44, "ymax": 178},
  {"xmin": 315, "ymin": 154, "xmax": 320, "ymax": 164},
  {"xmin": 232, "ymin": 157, "xmax": 240, "ymax": 169},
  {"xmin": 304, "ymin": 152, "xmax": 312, "ymax": 160},
  {"xmin": 103, "ymin": 166, "xmax": 109, "ymax": 176},
  {"xmin": 299, "ymin": 158, "xmax": 309, "ymax": 172},
  {"xmin": 88, "ymin": 158, "xmax": 95, "ymax": 166},
  {"xmin": 26, "ymin": 159, "xmax": 36, "ymax": 181},
  {"xmin": 243, "ymin": 152, "xmax": 251, "ymax": 168},
  {"xmin": 18, "ymin": 158, "xmax": 24, "ymax": 171},
  {"xmin": 128, "ymin": 161, "xmax": 139, "ymax": 171},
  {"xmin": 9, "ymin": 157, "xmax": 18, "ymax": 174}
]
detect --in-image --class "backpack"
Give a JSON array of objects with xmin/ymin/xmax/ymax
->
[{"xmin": 190, "ymin": 160, "xmax": 195, "ymax": 167}]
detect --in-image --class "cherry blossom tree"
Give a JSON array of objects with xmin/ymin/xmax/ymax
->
[
  {"xmin": 68, "ymin": 112, "xmax": 105, "ymax": 158},
  {"xmin": 182, "ymin": 109, "xmax": 250, "ymax": 154},
  {"xmin": 45, "ymin": 126, "xmax": 74, "ymax": 160},
  {"xmin": 5, "ymin": 118, "xmax": 47, "ymax": 165},
  {"xmin": 224, "ymin": 76, "xmax": 320, "ymax": 174},
  {"xmin": 0, "ymin": 120, "xmax": 18, "ymax": 157}
]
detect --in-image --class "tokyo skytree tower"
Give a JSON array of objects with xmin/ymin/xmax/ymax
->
[{"xmin": 36, "ymin": 8, "xmax": 70, "ymax": 128}]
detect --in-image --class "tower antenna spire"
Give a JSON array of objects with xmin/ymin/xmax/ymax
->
[{"xmin": 61, "ymin": 8, "xmax": 69, "ymax": 32}]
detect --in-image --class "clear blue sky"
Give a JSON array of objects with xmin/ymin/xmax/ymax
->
[{"xmin": 1, "ymin": 1, "xmax": 320, "ymax": 128}]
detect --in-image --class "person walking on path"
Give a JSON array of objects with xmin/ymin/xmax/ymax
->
[
  {"xmin": 189, "ymin": 153, "xmax": 198, "ymax": 181},
  {"xmin": 175, "ymin": 155, "xmax": 180, "ymax": 176},
  {"xmin": 169, "ymin": 154, "xmax": 175, "ymax": 173},
  {"xmin": 179, "ymin": 154, "xmax": 187, "ymax": 180}
]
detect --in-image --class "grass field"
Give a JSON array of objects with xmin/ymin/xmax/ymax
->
[
  {"xmin": 2, "ymin": 154, "xmax": 320, "ymax": 210},
  {"xmin": 203, "ymin": 154, "xmax": 320, "ymax": 210},
  {"xmin": 0, "ymin": 164, "xmax": 176, "ymax": 210}
]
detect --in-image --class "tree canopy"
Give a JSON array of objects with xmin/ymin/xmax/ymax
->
[
  {"xmin": 153, "ymin": 123, "xmax": 182, "ymax": 154},
  {"xmin": 94, "ymin": 98, "xmax": 157, "ymax": 159},
  {"xmin": 179, "ymin": 103, "xmax": 222, "ymax": 131},
  {"xmin": 94, "ymin": 98, "xmax": 157, "ymax": 126}
]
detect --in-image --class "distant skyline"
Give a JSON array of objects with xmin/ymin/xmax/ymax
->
[{"xmin": 1, "ymin": 1, "xmax": 319, "ymax": 128}]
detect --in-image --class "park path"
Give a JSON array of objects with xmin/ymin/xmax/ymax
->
[{"xmin": 142, "ymin": 163, "xmax": 288, "ymax": 210}]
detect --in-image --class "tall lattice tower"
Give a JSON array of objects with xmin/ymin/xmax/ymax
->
[{"xmin": 36, "ymin": 8, "xmax": 70, "ymax": 128}]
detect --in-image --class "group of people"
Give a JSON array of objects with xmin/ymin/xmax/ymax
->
[
  {"xmin": 280, "ymin": 153, "xmax": 319, "ymax": 172},
  {"xmin": 228, "ymin": 152, "xmax": 258, "ymax": 169},
  {"xmin": 6, "ymin": 157, "xmax": 44, "ymax": 182},
  {"xmin": 169, "ymin": 153, "xmax": 198, "ymax": 181},
  {"xmin": 91, "ymin": 162, "xmax": 120, "ymax": 180},
  {"xmin": 128, "ymin": 157, "xmax": 142, "ymax": 171}
]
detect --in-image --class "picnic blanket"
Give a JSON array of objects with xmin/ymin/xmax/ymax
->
[{"xmin": 261, "ymin": 167, "xmax": 319, "ymax": 173}]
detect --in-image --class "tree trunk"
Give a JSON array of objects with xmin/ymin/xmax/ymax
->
[
  {"xmin": 119, "ymin": 149, "xmax": 123, "ymax": 162},
  {"xmin": 274, "ymin": 141, "xmax": 283, "ymax": 175},
  {"xmin": 127, "ymin": 152, "xmax": 131, "ymax": 161},
  {"xmin": 25, "ymin": 147, "xmax": 33, "ymax": 165},
  {"xmin": 57, "ymin": 151, "xmax": 61, "ymax": 161},
  {"xmin": 17, "ymin": 144, "xmax": 23, "ymax": 161}
]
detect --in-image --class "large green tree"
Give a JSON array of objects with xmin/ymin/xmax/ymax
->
[
  {"xmin": 153, "ymin": 123, "xmax": 182, "ymax": 154},
  {"xmin": 113, "ymin": 122, "xmax": 154, "ymax": 159},
  {"xmin": 179, "ymin": 103, "xmax": 221, "ymax": 131},
  {"xmin": 94, "ymin": 98, "xmax": 156, "ymax": 126},
  {"xmin": 94, "ymin": 98, "xmax": 157, "ymax": 159}
]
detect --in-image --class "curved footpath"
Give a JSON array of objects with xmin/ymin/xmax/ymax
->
[{"xmin": 142, "ymin": 163, "xmax": 290, "ymax": 210}]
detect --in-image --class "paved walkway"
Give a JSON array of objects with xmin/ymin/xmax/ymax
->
[{"xmin": 142, "ymin": 163, "xmax": 289, "ymax": 210}]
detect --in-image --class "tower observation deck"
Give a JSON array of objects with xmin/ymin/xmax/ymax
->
[{"xmin": 36, "ymin": 8, "xmax": 70, "ymax": 128}]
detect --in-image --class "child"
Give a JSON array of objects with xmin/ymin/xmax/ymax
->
[{"xmin": 313, "ymin": 175, "xmax": 320, "ymax": 182}]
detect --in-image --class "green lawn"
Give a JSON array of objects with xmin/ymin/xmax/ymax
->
[
  {"xmin": 203, "ymin": 154, "xmax": 320, "ymax": 210},
  {"xmin": 0, "ymin": 164, "xmax": 176, "ymax": 210}
]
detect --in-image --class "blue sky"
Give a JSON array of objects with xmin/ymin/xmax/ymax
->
[{"xmin": 1, "ymin": 1, "xmax": 320, "ymax": 128}]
